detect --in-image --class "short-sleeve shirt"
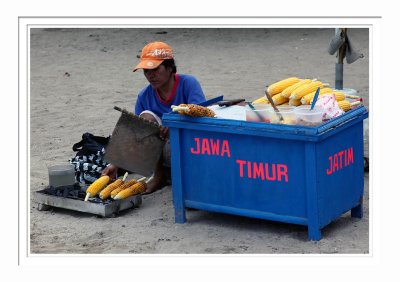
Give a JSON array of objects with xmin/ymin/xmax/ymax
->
[{"xmin": 134, "ymin": 74, "xmax": 206, "ymax": 120}]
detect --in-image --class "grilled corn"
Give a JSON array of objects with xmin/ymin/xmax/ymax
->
[{"xmin": 85, "ymin": 175, "xmax": 110, "ymax": 201}]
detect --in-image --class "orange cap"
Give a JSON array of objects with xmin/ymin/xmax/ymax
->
[{"xmin": 133, "ymin": 41, "xmax": 174, "ymax": 72}]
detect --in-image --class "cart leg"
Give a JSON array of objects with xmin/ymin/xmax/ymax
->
[
  {"xmin": 351, "ymin": 197, "xmax": 363, "ymax": 218},
  {"xmin": 172, "ymin": 179, "xmax": 186, "ymax": 223},
  {"xmin": 170, "ymin": 128, "xmax": 186, "ymax": 224},
  {"xmin": 174, "ymin": 207, "xmax": 186, "ymax": 223},
  {"xmin": 305, "ymin": 143, "xmax": 322, "ymax": 241},
  {"xmin": 172, "ymin": 175, "xmax": 186, "ymax": 223},
  {"xmin": 308, "ymin": 226, "xmax": 322, "ymax": 241}
]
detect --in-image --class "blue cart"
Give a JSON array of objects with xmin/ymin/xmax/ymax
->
[{"xmin": 162, "ymin": 98, "xmax": 368, "ymax": 241}]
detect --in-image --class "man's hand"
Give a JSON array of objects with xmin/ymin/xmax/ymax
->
[
  {"xmin": 160, "ymin": 126, "xmax": 169, "ymax": 141},
  {"xmin": 101, "ymin": 164, "xmax": 118, "ymax": 182}
]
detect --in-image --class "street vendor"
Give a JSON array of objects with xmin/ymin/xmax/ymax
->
[{"xmin": 102, "ymin": 41, "xmax": 206, "ymax": 193}]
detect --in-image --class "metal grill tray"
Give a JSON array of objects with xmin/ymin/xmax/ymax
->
[{"xmin": 33, "ymin": 186, "xmax": 142, "ymax": 218}]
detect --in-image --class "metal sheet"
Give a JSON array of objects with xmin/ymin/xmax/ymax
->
[
  {"xmin": 34, "ymin": 190, "xmax": 142, "ymax": 218},
  {"xmin": 104, "ymin": 108, "xmax": 165, "ymax": 176}
]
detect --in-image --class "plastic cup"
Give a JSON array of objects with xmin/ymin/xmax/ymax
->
[
  {"xmin": 294, "ymin": 105, "xmax": 324, "ymax": 126},
  {"xmin": 268, "ymin": 106, "xmax": 296, "ymax": 125},
  {"xmin": 245, "ymin": 104, "xmax": 271, "ymax": 123},
  {"xmin": 48, "ymin": 164, "xmax": 76, "ymax": 187}
]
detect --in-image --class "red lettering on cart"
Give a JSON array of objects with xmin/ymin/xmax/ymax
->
[
  {"xmin": 190, "ymin": 138, "xmax": 200, "ymax": 154},
  {"xmin": 326, "ymin": 147, "xmax": 355, "ymax": 175},
  {"xmin": 333, "ymin": 154, "xmax": 339, "ymax": 172},
  {"xmin": 348, "ymin": 147, "xmax": 354, "ymax": 164},
  {"xmin": 338, "ymin": 151, "xmax": 344, "ymax": 169},
  {"xmin": 190, "ymin": 137, "xmax": 231, "ymax": 157},
  {"xmin": 201, "ymin": 138, "xmax": 210, "ymax": 155},
  {"xmin": 247, "ymin": 161, "xmax": 252, "ymax": 178},
  {"xmin": 253, "ymin": 162, "xmax": 265, "ymax": 180},
  {"xmin": 277, "ymin": 164, "xmax": 288, "ymax": 182},
  {"xmin": 221, "ymin": 140, "xmax": 231, "ymax": 157},
  {"xmin": 237, "ymin": 160, "xmax": 246, "ymax": 177},
  {"xmin": 265, "ymin": 163, "xmax": 276, "ymax": 181},
  {"xmin": 236, "ymin": 160, "xmax": 288, "ymax": 182},
  {"xmin": 210, "ymin": 139, "xmax": 220, "ymax": 155}
]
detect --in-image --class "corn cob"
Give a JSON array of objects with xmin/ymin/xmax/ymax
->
[
  {"xmin": 332, "ymin": 91, "xmax": 347, "ymax": 102},
  {"xmin": 334, "ymin": 91, "xmax": 360, "ymax": 101},
  {"xmin": 110, "ymin": 178, "xmax": 139, "ymax": 199},
  {"xmin": 114, "ymin": 179, "xmax": 147, "ymax": 200},
  {"xmin": 171, "ymin": 104, "xmax": 215, "ymax": 117},
  {"xmin": 341, "ymin": 92, "xmax": 360, "ymax": 99},
  {"xmin": 271, "ymin": 94, "xmax": 289, "ymax": 105},
  {"xmin": 281, "ymin": 79, "xmax": 313, "ymax": 98},
  {"xmin": 267, "ymin": 77, "xmax": 300, "ymax": 96},
  {"xmin": 338, "ymin": 100, "xmax": 361, "ymax": 112},
  {"xmin": 99, "ymin": 172, "xmax": 128, "ymax": 200},
  {"xmin": 84, "ymin": 175, "xmax": 110, "ymax": 201},
  {"xmin": 289, "ymin": 98, "xmax": 302, "ymax": 106},
  {"xmin": 303, "ymin": 89, "xmax": 359, "ymax": 104},
  {"xmin": 301, "ymin": 88, "xmax": 334, "ymax": 104},
  {"xmin": 252, "ymin": 96, "xmax": 269, "ymax": 104},
  {"xmin": 290, "ymin": 80, "xmax": 327, "ymax": 100}
]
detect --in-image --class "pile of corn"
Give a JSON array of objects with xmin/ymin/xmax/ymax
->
[
  {"xmin": 84, "ymin": 174, "xmax": 146, "ymax": 202},
  {"xmin": 253, "ymin": 76, "xmax": 361, "ymax": 112}
]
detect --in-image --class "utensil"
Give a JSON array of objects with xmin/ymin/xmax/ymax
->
[
  {"xmin": 246, "ymin": 102, "xmax": 266, "ymax": 122},
  {"xmin": 264, "ymin": 91, "xmax": 284, "ymax": 122},
  {"xmin": 217, "ymin": 99, "xmax": 245, "ymax": 107},
  {"xmin": 310, "ymin": 87, "xmax": 320, "ymax": 111}
]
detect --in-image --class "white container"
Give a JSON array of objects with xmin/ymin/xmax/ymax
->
[
  {"xmin": 48, "ymin": 164, "xmax": 76, "ymax": 187},
  {"xmin": 295, "ymin": 105, "xmax": 324, "ymax": 126}
]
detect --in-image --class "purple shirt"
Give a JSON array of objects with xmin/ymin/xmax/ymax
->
[{"xmin": 134, "ymin": 74, "xmax": 206, "ymax": 120}]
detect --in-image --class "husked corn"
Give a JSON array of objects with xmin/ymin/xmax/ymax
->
[
  {"xmin": 289, "ymin": 98, "xmax": 302, "ymax": 106},
  {"xmin": 290, "ymin": 81, "xmax": 327, "ymax": 100},
  {"xmin": 281, "ymin": 79, "xmax": 312, "ymax": 98},
  {"xmin": 252, "ymin": 96, "xmax": 269, "ymax": 104},
  {"xmin": 267, "ymin": 77, "xmax": 300, "ymax": 96},
  {"xmin": 272, "ymin": 94, "xmax": 289, "ymax": 105},
  {"xmin": 114, "ymin": 182, "xmax": 147, "ymax": 200},
  {"xmin": 85, "ymin": 175, "xmax": 110, "ymax": 201},
  {"xmin": 172, "ymin": 104, "xmax": 215, "ymax": 117},
  {"xmin": 99, "ymin": 179, "xmax": 124, "ymax": 200},
  {"xmin": 301, "ymin": 88, "xmax": 333, "ymax": 104},
  {"xmin": 110, "ymin": 179, "xmax": 138, "ymax": 199},
  {"xmin": 332, "ymin": 91, "xmax": 346, "ymax": 102},
  {"xmin": 337, "ymin": 100, "xmax": 361, "ymax": 112}
]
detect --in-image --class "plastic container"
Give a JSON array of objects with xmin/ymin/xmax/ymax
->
[
  {"xmin": 268, "ymin": 106, "xmax": 296, "ymax": 125},
  {"xmin": 333, "ymin": 88, "xmax": 357, "ymax": 97},
  {"xmin": 295, "ymin": 105, "xmax": 324, "ymax": 126},
  {"xmin": 48, "ymin": 164, "xmax": 76, "ymax": 187},
  {"xmin": 245, "ymin": 104, "xmax": 271, "ymax": 123},
  {"xmin": 162, "ymin": 97, "xmax": 369, "ymax": 241}
]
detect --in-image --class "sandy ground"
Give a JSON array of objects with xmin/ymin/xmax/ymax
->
[{"xmin": 29, "ymin": 27, "xmax": 369, "ymax": 254}]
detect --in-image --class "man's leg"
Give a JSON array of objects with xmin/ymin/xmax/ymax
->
[
  {"xmin": 139, "ymin": 111, "xmax": 168, "ymax": 193},
  {"xmin": 145, "ymin": 158, "xmax": 168, "ymax": 193}
]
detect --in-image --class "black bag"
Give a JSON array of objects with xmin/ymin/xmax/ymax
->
[{"xmin": 69, "ymin": 132, "xmax": 110, "ymax": 184}]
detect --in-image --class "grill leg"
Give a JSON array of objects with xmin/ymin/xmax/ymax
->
[{"xmin": 37, "ymin": 203, "xmax": 51, "ymax": 211}]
